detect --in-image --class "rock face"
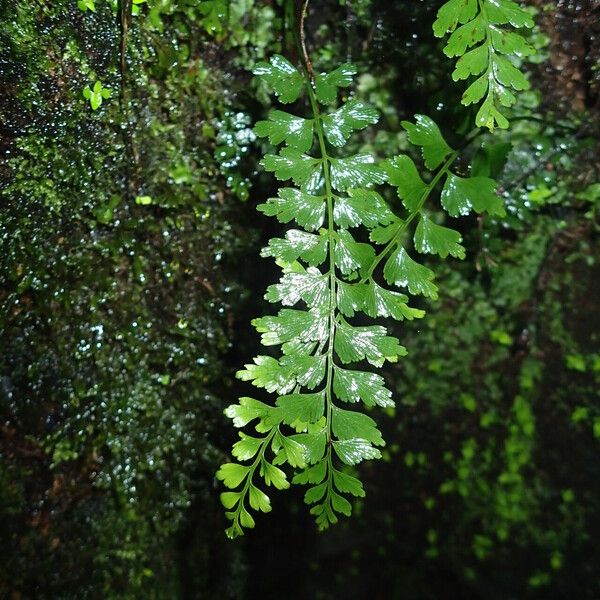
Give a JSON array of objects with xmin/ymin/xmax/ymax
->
[{"xmin": 0, "ymin": 2, "xmax": 260, "ymax": 596}]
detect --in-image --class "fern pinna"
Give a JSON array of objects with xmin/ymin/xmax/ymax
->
[{"xmin": 214, "ymin": 48, "xmax": 508, "ymax": 539}]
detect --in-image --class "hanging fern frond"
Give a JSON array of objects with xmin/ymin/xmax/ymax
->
[
  {"xmin": 216, "ymin": 54, "xmax": 505, "ymax": 539},
  {"xmin": 433, "ymin": 0, "xmax": 535, "ymax": 130}
]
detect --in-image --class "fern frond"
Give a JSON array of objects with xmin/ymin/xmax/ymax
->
[
  {"xmin": 217, "ymin": 55, "xmax": 506, "ymax": 537},
  {"xmin": 433, "ymin": 0, "xmax": 535, "ymax": 130}
]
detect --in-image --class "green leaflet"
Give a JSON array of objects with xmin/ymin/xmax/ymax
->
[
  {"xmin": 237, "ymin": 355, "xmax": 297, "ymax": 394},
  {"xmin": 257, "ymin": 188, "xmax": 325, "ymax": 231},
  {"xmin": 333, "ymin": 366, "xmax": 394, "ymax": 408},
  {"xmin": 261, "ymin": 147, "xmax": 321, "ymax": 190},
  {"xmin": 238, "ymin": 353, "xmax": 326, "ymax": 394},
  {"xmin": 304, "ymin": 482, "xmax": 327, "ymax": 504},
  {"xmin": 232, "ymin": 433, "xmax": 264, "ymax": 461},
  {"xmin": 331, "ymin": 405, "xmax": 384, "ymax": 446},
  {"xmin": 433, "ymin": 0, "xmax": 534, "ymax": 130},
  {"xmin": 363, "ymin": 282, "xmax": 425, "ymax": 321},
  {"xmin": 277, "ymin": 392, "xmax": 325, "ymax": 425},
  {"xmin": 336, "ymin": 281, "xmax": 367, "ymax": 318},
  {"xmin": 291, "ymin": 430, "xmax": 327, "ymax": 464},
  {"xmin": 83, "ymin": 80, "xmax": 111, "ymax": 110},
  {"xmin": 333, "ymin": 439, "xmax": 382, "ymax": 466},
  {"xmin": 292, "ymin": 458, "xmax": 327, "ymax": 484},
  {"xmin": 336, "ymin": 280, "xmax": 424, "ymax": 321},
  {"xmin": 332, "ymin": 469, "xmax": 365, "ymax": 497},
  {"xmin": 453, "ymin": 44, "xmax": 488, "ymax": 80},
  {"xmin": 444, "ymin": 14, "xmax": 486, "ymax": 57},
  {"xmin": 292, "ymin": 458, "xmax": 327, "ymax": 485},
  {"xmin": 265, "ymin": 267, "xmax": 329, "ymax": 307},
  {"xmin": 384, "ymin": 247, "xmax": 439, "ymax": 299},
  {"xmin": 261, "ymin": 229, "xmax": 328, "ymax": 266},
  {"xmin": 216, "ymin": 463, "xmax": 250, "ymax": 488},
  {"xmin": 486, "ymin": 0, "xmax": 534, "ymax": 28},
  {"xmin": 322, "ymin": 99, "xmax": 379, "ymax": 146},
  {"xmin": 281, "ymin": 354, "xmax": 327, "ymax": 390},
  {"xmin": 253, "ymin": 55, "xmax": 304, "ymax": 104},
  {"xmin": 401, "ymin": 115, "xmax": 453, "ymax": 170},
  {"xmin": 248, "ymin": 486, "xmax": 272, "ymax": 513},
  {"xmin": 254, "ymin": 110, "xmax": 314, "ymax": 153},
  {"xmin": 224, "ymin": 397, "xmax": 277, "ymax": 429},
  {"xmin": 252, "ymin": 308, "xmax": 328, "ymax": 346},
  {"xmin": 314, "ymin": 63, "xmax": 357, "ymax": 104},
  {"xmin": 330, "ymin": 154, "xmax": 388, "ymax": 191},
  {"xmin": 218, "ymin": 52, "xmax": 507, "ymax": 538},
  {"xmin": 441, "ymin": 173, "xmax": 505, "ymax": 217},
  {"xmin": 220, "ymin": 491, "xmax": 242, "ymax": 510},
  {"xmin": 432, "ymin": 0, "xmax": 478, "ymax": 37},
  {"xmin": 271, "ymin": 431, "xmax": 306, "ymax": 468},
  {"xmin": 370, "ymin": 219, "xmax": 402, "ymax": 245},
  {"xmin": 491, "ymin": 29, "xmax": 534, "ymax": 58},
  {"xmin": 334, "ymin": 321, "xmax": 407, "ymax": 367},
  {"xmin": 383, "ymin": 155, "xmax": 427, "ymax": 213},
  {"xmin": 414, "ymin": 215, "xmax": 466, "ymax": 260},
  {"xmin": 260, "ymin": 461, "xmax": 290, "ymax": 489},
  {"xmin": 471, "ymin": 142, "xmax": 512, "ymax": 179},
  {"xmin": 334, "ymin": 229, "xmax": 375, "ymax": 277},
  {"xmin": 334, "ymin": 189, "xmax": 395, "ymax": 229}
]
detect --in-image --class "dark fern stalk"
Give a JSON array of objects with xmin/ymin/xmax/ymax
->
[{"xmin": 215, "ymin": 45, "xmax": 509, "ymax": 537}]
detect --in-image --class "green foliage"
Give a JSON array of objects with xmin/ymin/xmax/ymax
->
[
  {"xmin": 77, "ymin": 0, "xmax": 147, "ymax": 15},
  {"xmin": 77, "ymin": 0, "xmax": 95, "ymax": 12},
  {"xmin": 82, "ymin": 80, "xmax": 111, "ymax": 110},
  {"xmin": 217, "ymin": 55, "xmax": 505, "ymax": 538},
  {"xmin": 253, "ymin": 55, "xmax": 305, "ymax": 104},
  {"xmin": 0, "ymin": 0, "xmax": 277, "ymax": 595},
  {"xmin": 433, "ymin": 0, "xmax": 534, "ymax": 130}
]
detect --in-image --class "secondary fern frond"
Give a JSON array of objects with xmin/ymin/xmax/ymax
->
[
  {"xmin": 433, "ymin": 0, "xmax": 535, "ymax": 130},
  {"xmin": 216, "ymin": 54, "xmax": 505, "ymax": 538}
]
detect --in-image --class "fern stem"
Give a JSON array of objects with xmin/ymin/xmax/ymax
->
[
  {"xmin": 305, "ymin": 81, "xmax": 339, "ymax": 522},
  {"xmin": 479, "ymin": 0, "xmax": 496, "ymax": 109},
  {"xmin": 306, "ymin": 79, "xmax": 337, "ymax": 518},
  {"xmin": 306, "ymin": 83, "xmax": 337, "ymax": 450},
  {"xmin": 298, "ymin": 0, "xmax": 314, "ymax": 83}
]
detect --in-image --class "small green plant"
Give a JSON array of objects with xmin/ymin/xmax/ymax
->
[
  {"xmin": 131, "ymin": 0, "xmax": 146, "ymax": 16},
  {"xmin": 77, "ymin": 0, "xmax": 95, "ymax": 12},
  {"xmin": 83, "ymin": 80, "xmax": 111, "ymax": 110},
  {"xmin": 433, "ymin": 0, "xmax": 534, "ymax": 130},
  {"xmin": 216, "ymin": 52, "xmax": 506, "ymax": 538},
  {"xmin": 77, "ymin": 0, "xmax": 146, "ymax": 14},
  {"xmin": 199, "ymin": 0, "xmax": 227, "ymax": 34}
]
